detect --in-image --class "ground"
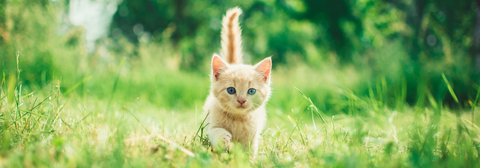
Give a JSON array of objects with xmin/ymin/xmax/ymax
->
[{"xmin": 1, "ymin": 73, "xmax": 479, "ymax": 167}]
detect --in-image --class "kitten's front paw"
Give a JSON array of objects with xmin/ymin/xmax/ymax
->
[
  {"xmin": 208, "ymin": 128, "xmax": 233, "ymax": 151},
  {"xmin": 214, "ymin": 131, "xmax": 232, "ymax": 149},
  {"xmin": 220, "ymin": 132, "xmax": 232, "ymax": 146}
]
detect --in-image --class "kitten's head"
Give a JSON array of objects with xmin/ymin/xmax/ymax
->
[{"xmin": 210, "ymin": 54, "xmax": 272, "ymax": 114}]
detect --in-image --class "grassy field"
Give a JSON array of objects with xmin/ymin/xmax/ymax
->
[
  {"xmin": 1, "ymin": 53, "xmax": 480, "ymax": 167},
  {"xmin": 1, "ymin": 1, "xmax": 480, "ymax": 168}
]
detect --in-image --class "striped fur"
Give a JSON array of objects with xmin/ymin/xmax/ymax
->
[{"xmin": 221, "ymin": 7, "xmax": 243, "ymax": 64}]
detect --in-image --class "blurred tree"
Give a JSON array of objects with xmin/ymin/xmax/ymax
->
[
  {"xmin": 110, "ymin": 0, "xmax": 207, "ymax": 68},
  {"xmin": 0, "ymin": 0, "xmax": 477, "ymax": 108},
  {"xmin": 113, "ymin": 0, "xmax": 170, "ymax": 43},
  {"xmin": 384, "ymin": 0, "xmax": 478, "ymax": 106},
  {"xmin": 0, "ymin": 0, "xmax": 57, "ymax": 86},
  {"xmin": 278, "ymin": 0, "xmax": 362, "ymax": 63},
  {"xmin": 0, "ymin": 0, "xmax": 7, "ymax": 44},
  {"xmin": 106, "ymin": 0, "xmax": 478, "ymax": 106},
  {"xmin": 110, "ymin": 0, "xmax": 363, "ymax": 65},
  {"xmin": 473, "ymin": 0, "xmax": 480, "ymax": 72}
]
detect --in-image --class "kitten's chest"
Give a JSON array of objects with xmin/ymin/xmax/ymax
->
[{"xmin": 226, "ymin": 118, "xmax": 258, "ymax": 144}]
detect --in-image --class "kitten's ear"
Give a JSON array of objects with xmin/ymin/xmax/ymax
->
[
  {"xmin": 212, "ymin": 54, "xmax": 229, "ymax": 80},
  {"xmin": 254, "ymin": 57, "xmax": 272, "ymax": 83}
]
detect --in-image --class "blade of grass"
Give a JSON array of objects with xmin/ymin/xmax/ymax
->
[
  {"xmin": 194, "ymin": 111, "xmax": 209, "ymax": 141},
  {"xmin": 5, "ymin": 74, "xmax": 16, "ymax": 127},
  {"xmin": 295, "ymin": 87, "xmax": 329, "ymax": 127},
  {"xmin": 21, "ymin": 91, "xmax": 36, "ymax": 98},
  {"xmin": 51, "ymin": 96, "xmax": 72, "ymax": 127},
  {"xmin": 311, "ymin": 106, "xmax": 316, "ymax": 131},
  {"xmin": 282, "ymin": 128, "xmax": 298, "ymax": 151},
  {"xmin": 426, "ymin": 88, "xmax": 438, "ymax": 109},
  {"xmin": 64, "ymin": 76, "xmax": 92, "ymax": 95},
  {"xmin": 75, "ymin": 112, "xmax": 92, "ymax": 126},
  {"xmin": 291, "ymin": 109, "xmax": 307, "ymax": 146},
  {"xmin": 105, "ymin": 57, "xmax": 126, "ymax": 113},
  {"xmin": 472, "ymin": 86, "xmax": 480, "ymax": 126},
  {"xmin": 125, "ymin": 134, "xmax": 195, "ymax": 157},
  {"xmin": 125, "ymin": 107, "xmax": 150, "ymax": 134},
  {"xmin": 1, "ymin": 111, "xmax": 29, "ymax": 133},
  {"xmin": 59, "ymin": 117, "xmax": 75, "ymax": 132},
  {"xmin": 15, "ymin": 52, "xmax": 21, "ymax": 122},
  {"xmin": 441, "ymin": 73, "xmax": 459, "ymax": 105},
  {"xmin": 154, "ymin": 134, "xmax": 195, "ymax": 157},
  {"xmin": 30, "ymin": 91, "xmax": 58, "ymax": 110},
  {"xmin": 19, "ymin": 110, "xmax": 48, "ymax": 118}
]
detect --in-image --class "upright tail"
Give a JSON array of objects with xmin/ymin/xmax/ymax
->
[{"xmin": 221, "ymin": 7, "xmax": 243, "ymax": 64}]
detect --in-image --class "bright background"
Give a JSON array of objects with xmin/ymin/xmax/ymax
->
[{"xmin": 1, "ymin": 0, "xmax": 480, "ymax": 167}]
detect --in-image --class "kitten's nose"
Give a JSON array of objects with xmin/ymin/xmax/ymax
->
[{"xmin": 237, "ymin": 99, "xmax": 246, "ymax": 105}]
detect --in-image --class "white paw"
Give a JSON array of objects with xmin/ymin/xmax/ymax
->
[
  {"xmin": 208, "ymin": 128, "xmax": 233, "ymax": 150},
  {"xmin": 213, "ymin": 132, "xmax": 232, "ymax": 149},
  {"xmin": 220, "ymin": 132, "xmax": 232, "ymax": 146}
]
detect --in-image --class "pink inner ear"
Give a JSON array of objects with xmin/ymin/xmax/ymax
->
[
  {"xmin": 212, "ymin": 55, "xmax": 228, "ymax": 80},
  {"xmin": 255, "ymin": 58, "xmax": 272, "ymax": 82}
]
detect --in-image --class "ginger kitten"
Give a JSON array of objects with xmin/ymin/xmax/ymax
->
[{"xmin": 203, "ymin": 7, "xmax": 272, "ymax": 157}]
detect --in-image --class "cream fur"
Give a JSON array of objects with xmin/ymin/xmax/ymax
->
[
  {"xmin": 221, "ymin": 7, "xmax": 243, "ymax": 64},
  {"xmin": 204, "ymin": 7, "xmax": 272, "ymax": 158}
]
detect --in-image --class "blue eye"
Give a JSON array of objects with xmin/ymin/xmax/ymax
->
[
  {"xmin": 248, "ymin": 88, "xmax": 256, "ymax": 95},
  {"xmin": 227, "ymin": 87, "xmax": 236, "ymax": 94}
]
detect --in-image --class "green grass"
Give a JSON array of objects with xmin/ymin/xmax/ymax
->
[
  {"xmin": 1, "ymin": 2, "xmax": 479, "ymax": 167},
  {"xmin": 1, "ymin": 64, "xmax": 479, "ymax": 167}
]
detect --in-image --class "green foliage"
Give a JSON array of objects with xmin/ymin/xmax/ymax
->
[
  {"xmin": 108, "ymin": 0, "xmax": 478, "ymax": 106},
  {"xmin": 0, "ymin": 0, "xmax": 480, "ymax": 167},
  {"xmin": 0, "ymin": 0, "xmax": 477, "ymax": 109}
]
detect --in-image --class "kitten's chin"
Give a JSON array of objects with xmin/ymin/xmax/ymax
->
[
  {"xmin": 237, "ymin": 106, "xmax": 256, "ymax": 113},
  {"xmin": 222, "ymin": 105, "xmax": 253, "ymax": 114}
]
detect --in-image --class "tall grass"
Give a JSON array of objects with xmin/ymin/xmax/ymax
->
[
  {"xmin": 1, "ymin": 1, "xmax": 479, "ymax": 167},
  {"xmin": 1, "ymin": 72, "xmax": 480, "ymax": 167}
]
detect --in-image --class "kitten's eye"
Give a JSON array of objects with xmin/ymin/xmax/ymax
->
[
  {"xmin": 227, "ymin": 87, "xmax": 236, "ymax": 94},
  {"xmin": 248, "ymin": 88, "xmax": 256, "ymax": 95}
]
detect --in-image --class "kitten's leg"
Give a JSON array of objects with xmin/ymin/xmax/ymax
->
[
  {"xmin": 208, "ymin": 127, "xmax": 232, "ymax": 149},
  {"xmin": 251, "ymin": 134, "xmax": 259, "ymax": 159}
]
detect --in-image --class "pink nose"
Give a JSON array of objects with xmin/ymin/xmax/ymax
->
[{"xmin": 237, "ymin": 99, "xmax": 246, "ymax": 105}]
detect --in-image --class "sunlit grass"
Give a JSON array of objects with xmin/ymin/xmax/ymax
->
[
  {"xmin": 1, "ymin": 64, "xmax": 480, "ymax": 167},
  {"xmin": 1, "ymin": 1, "xmax": 479, "ymax": 167}
]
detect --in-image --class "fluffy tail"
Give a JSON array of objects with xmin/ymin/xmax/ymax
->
[{"xmin": 221, "ymin": 7, "xmax": 243, "ymax": 64}]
